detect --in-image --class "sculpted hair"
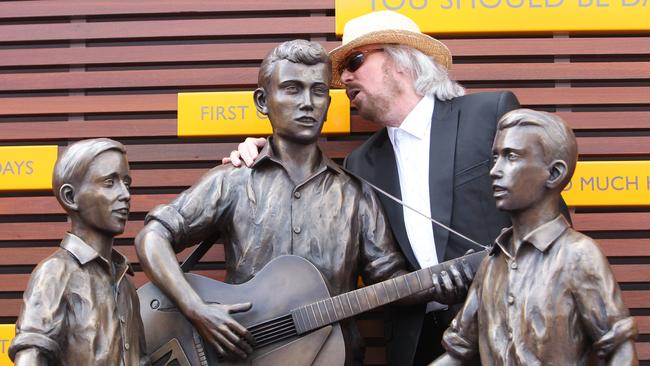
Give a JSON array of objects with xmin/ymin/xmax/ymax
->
[
  {"xmin": 258, "ymin": 39, "xmax": 332, "ymax": 89},
  {"xmin": 383, "ymin": 45, "xmax": 465, "ymax": 101},
  {"xmin": 497, "ymin": 109, "xmax": 578, "ymax": 188},
  {"xmin": 52, "ymin": 138, "xmax": 126, "ymax": 206}
]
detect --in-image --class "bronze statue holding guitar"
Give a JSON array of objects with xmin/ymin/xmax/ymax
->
[
  {"xmin": 139, "ymin": 252, "xmax": 485, "ymax": 365},
  {"xmin": 135, "ymin": 40, "xmax": 477, "ymax": 366}
]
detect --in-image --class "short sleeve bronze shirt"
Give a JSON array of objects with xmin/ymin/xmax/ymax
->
[
  {"xmin": 146, "ymin": 142, "xmax": 406, "ymax": 296},
  {"xmin": 9, "ymin": 233, "xmax": 148, "ymax": 366},
  {"xmin": 442, "ymin": 215, "xmax": 637, "ymax": 365}
]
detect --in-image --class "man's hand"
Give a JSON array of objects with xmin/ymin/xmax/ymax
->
[
  {"xmin": 222, "ymin": 137, "xmax": 267, "ymax": 167},
  {"xmin": 189, "ymin": 301, "xmax": 255, "ymax": 360},
  {"xmin": 431, "ymin": 258, "xmax": 474, "ymax": 305}
]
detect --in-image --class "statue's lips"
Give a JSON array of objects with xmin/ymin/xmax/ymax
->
[
  {"xmin": 112, "ymin": 207, "xmax": 130, "ymax": 219},
  {"xmin": 492, "ymin": 185, "xmax": 507, "ymax": 198},
  {"xmin": 295, "ymin": 116, "xmax": 318, "ymax": 126}
]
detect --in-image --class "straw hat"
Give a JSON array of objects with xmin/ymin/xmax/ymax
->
[{"xmin": 330, "ymin": 10, "xmax": 452, "ymax": 88}]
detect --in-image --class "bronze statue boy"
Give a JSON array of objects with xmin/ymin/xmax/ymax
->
[
  {"xmin": 9, "ymin": 139, "xmax": 148, "ymax": 365},
  {"xmin": 136, "ymin": 40, "xmax": 468, "ymax": 365},
  {"xmin": 432, "ymin": 109, "xmax": 638, "ymax": 365}
]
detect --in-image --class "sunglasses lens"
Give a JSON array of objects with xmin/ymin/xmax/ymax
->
[{"xmin": 345, "ymin": 52, "xmax": 364, "ymax": 73}]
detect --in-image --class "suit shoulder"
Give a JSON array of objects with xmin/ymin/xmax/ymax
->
[
  {"xmin": 454, "ymin": 91, "xmax": 518, "ymax": 108},
  {"xmin": 452, "ymin": 91, "xmax": 520, "ymax": 126},
  {"xmin": 345, "ymin": 128, "xmax": 389, "ymax": 167}
]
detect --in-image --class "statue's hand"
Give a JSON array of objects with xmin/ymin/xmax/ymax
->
[
  {"xmin": 189, "ymin": 301, "xmax": 254, "ymax": 360},
  {"xmin": 222, "ymin": 137, "xmax": 267, "ymax": 167},
  {"xmin": 431, "ymin": 261, "xmax": 473, "ymax": 305}
]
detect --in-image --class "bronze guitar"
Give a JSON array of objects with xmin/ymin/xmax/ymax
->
[{"xmin": 138, "ymin": 250, "xmax": 487, "ymax": 366}]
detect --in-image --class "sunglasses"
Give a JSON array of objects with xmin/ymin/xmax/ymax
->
[{"xmin": 340, "ymin": 48, "xmax": 384, "ymax": 74}]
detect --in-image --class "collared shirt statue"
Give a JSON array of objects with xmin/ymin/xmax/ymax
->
[
  {"xmin": 148, "ymin": 140, "xmax": 404, "ymax": 296},
  {"xmin": 433, "ymin": 109, "xmax": 638, "ymax": 365},
  {"xmin": 9, "ymin": 139, "xmax": 148, "ymax": 366},
  {"xmin": 137, "ymin": 40, "xmax": 456, "ymax": 366}
]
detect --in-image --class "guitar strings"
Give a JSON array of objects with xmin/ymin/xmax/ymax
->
[{"xmin": 248, "ymin": 314, "xmax": 298, "ymax": 348}]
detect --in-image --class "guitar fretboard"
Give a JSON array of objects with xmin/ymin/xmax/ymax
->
[{"xmin": 290, "ymin": 250, "xmax": 486, "ymax": 334}]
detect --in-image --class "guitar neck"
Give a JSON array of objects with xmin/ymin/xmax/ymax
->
[{"xmin": 290, "ymin": 250, "xmax": 487, "ymax": 334}]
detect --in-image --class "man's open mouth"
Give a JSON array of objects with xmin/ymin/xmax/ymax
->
[{"xmin": 347, "ymin": 88, "xmax": 360, "ymax": 102}]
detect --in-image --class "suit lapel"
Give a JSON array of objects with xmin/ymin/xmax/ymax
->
[
  {"xmin": 365, "ymin": 130, "xmax": 420, "ymax": 269},
  {"xmin": 429, "ymin": 98, "xmax": 459, "ymax": 261}
]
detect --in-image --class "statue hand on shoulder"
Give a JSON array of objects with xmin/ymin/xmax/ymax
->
[{"xmin": 189, "ymin": 301, "xmax": 255, "ymax": 360}]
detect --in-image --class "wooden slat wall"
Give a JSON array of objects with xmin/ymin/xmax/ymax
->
[{"xmin": 0, "ymin": 1, "xmax": 648, "ymax": 364}]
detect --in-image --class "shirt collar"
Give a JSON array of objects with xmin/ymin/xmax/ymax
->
[
  {"xmin": 60, "ymin": 233, "xmax": 134, "ymax": 276},
  {"xmin": 492, "ymin": 215, "xmax": 570, "ymax": 256},
  {"xmin": 387, "ymin": 95, "xmax": 434, "ymax": 144},
  {"xmin": 251, "ymin": 136, "xmax": 344, "ymax": 176}
]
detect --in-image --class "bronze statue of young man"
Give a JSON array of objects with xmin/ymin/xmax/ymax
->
[
  {"xmin": 9, "ymin": 138, "xmax": 148, "ymax": 366},
  {"xmin": 136, "ymin": 40, "xmax": 469, "ymax": 366},
  {"xmin": 432, "ymin": 109, "xmax": 638, "ymax": 365}
]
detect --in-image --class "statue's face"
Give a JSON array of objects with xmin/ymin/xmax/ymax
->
[
  {"xmin": 490, "ymin": 127, "xmax": 550, "ymax": 213},
  {"xmin": 75, "ymin": 150, "xmax": 131, "ymax": 237},
  {"xmin": 265, "ymin": 60, "xmax": 330, "ymax": 144}
]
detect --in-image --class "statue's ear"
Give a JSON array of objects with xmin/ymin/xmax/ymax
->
[
  {"xmin": 254, "ymin": 88, "xmax": 268, "ymax": 116},
  {"xmin": 59, "ymin": 184, "xmax": 78, "ymax": 211},
  {"xmin": 547, "ymin": 160, "xmax": 568, "ymax": 190},
  {"xmin": 323, "ymin": 95, "xmax": 332, "ymax": 122}
]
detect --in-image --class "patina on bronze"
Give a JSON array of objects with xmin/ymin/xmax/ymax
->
[
  {"xmin": 136, "ymin": 40, "xmax": 471, "ymax": 366},
  {"xmin": 432, "ymin": 109, "xmax": 638, "ymax": 365},
  {"xmin": 9, "ymin": 138, "xmax": 148, "ymax": 366}
]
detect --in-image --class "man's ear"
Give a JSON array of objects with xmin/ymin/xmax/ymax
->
[
  {"xmin": 546, "ymin": 160, "xmax": 568, "ymax": 190},
  {"xmin": 253, "ymin": 87, "xmax": 268, "ymax": 116},
  {"xmin": 59, "ymin": 184, "xmax": 78, "ymax": 211}
]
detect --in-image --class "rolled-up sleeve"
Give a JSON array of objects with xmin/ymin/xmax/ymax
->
[
  {"xmin": 571, "ymin": 238, "xmax": 637, "ymax": 359},
  {"xmin": 145, "ymin": 167, "xmax": 230, "ymax": 252},
  {"xmin": 9, "ymin": 259, "xmax": 68, "ymax": 362}
]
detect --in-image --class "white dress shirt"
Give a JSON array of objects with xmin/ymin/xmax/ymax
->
[
  {"xmin": 387, "ymin": 95, "xmax": 438, "ymax": 268},
  {"xmin": 388, "ymin": 95, "xmax": 445, "ymax": 312}
]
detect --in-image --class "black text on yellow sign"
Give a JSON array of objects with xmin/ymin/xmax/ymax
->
[
  {"xmin": 177, "ymin": 90, "xmax": 350, "ymax": 137},
  {"xmin": 0, "ymin": 146, "xmax": 58, "ymax": 191},
  {"xmin": 335, "ymin": 0, "xmax": 649, "ymax": 35},
  {"xmin": 562, "ymin": 161, "xmax": 650, "ymax": 206}
]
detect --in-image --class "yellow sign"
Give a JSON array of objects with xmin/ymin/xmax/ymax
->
[
  {"xmin": 178, "ymin": 90, "xmax": 350, "ymax": 137},
  {"xmin": 0, "ymin": 146, "xmax": 57, "ymax": 191},
  {"xmin": 335, "ymin": 0, "xmax": 650, "ymax": 35},
  {"xmin": 562, "ymin": 161, "xmax": 650, "ymax": 207},
  {"xmin": 0, "ymin": 324, "xmax": 14, "ymax": 365}
]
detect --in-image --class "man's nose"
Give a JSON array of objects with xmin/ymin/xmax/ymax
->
[{"xmin": 340, "ymin": 69, "xmax": 353, "ymax": 85}]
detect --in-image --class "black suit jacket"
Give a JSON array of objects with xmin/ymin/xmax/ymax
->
[{"xmin": 344, "ymin": 91, "xmax": 520, "ymax": 365}]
